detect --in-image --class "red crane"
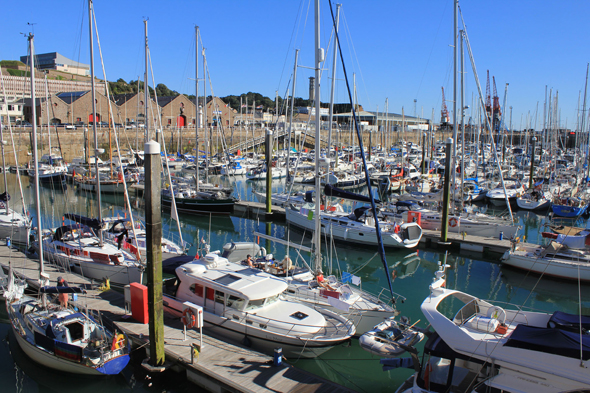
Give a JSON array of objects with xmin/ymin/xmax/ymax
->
[
  {"xmin": 441, "ymin": 86, "xmax": 450, "ymax": 124},
  {"xmin": 492, "ymin": 76, "xmax": 502, "ymax": 130},
  {"xmin": 485, "ymin": 70, "xmax": 492, "ymax": 117}
]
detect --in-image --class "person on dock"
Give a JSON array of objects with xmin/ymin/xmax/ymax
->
[{"xmin": 57, "ymin": 276, "xmax": 69, "ymax": 309}]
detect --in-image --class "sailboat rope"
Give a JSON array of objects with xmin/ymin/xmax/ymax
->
[{"xmin": 91, "ymin": 8, "xmax": 141, "ymax": 260}]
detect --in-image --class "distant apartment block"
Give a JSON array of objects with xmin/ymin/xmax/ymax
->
[{"xmin": 20, "ymin": 52, "xmax": 89, "ymax": 76}]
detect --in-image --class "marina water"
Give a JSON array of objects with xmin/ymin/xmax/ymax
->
[{"xmin": 1, "ymin": 173, "xmax": 589, "ymax": 392}]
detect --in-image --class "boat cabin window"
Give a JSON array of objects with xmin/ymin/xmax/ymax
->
[
  {"xmin": 214, "ymin": 290, "xmax": 225, "ymax": 304},
  {"xmin": 189, "ymin": 283, "xmax": 204, "ymax": 297},
  {"xmin": 418, "ymin": 355, "xmax": 452, "ymax": 391},
  {"xmin": 226, "ymin": 295, "xmax": 245, "ymax": 311}
]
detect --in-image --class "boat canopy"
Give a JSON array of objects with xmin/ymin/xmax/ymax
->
[
  {"xmin": 504, "ymin": 325, "xmax": 590, "ymax": 360},
  {"xmin": 324, "ymin": 184, "xmax": 380, "ymax": 204},
  {"xmin": 53, "ymin": 225, "xmax": 94, "ymax": 241},
  {"xmin": 64, "ymin": 213, "xmax": 102, "ymax": 231}
]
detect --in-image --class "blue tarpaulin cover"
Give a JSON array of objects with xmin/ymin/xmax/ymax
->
[
  {"xmin": 548, "ymin": 311, "xmax": 590, "ymax": 332},
  {"xmin": 504, "ymin": 325, "xmax": 590, "ymax": 360}
]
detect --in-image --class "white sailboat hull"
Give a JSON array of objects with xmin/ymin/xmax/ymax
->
[
  {"xmin": 286, "ymin": 207, "xmax": 421, "ymax": 249},
  {"xmin": 501, "ymin": 248, "xmax": 590, "ymax": 281}
]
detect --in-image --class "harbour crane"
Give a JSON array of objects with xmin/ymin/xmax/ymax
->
[{"xmin": 441, "ymin": 86, "xmax": 450, "ymax": 124}]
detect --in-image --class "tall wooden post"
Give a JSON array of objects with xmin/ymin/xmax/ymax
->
[
  {"xmin": 145, "ymin": 140, "xmax": 165, "ymax": 367},
  {"xmin": 440, "ymin": 137, "xmax": 453, "ymax": 243}
]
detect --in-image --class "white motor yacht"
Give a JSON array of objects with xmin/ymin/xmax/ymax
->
[
  {"xmin": 163, "ymin": 252, "xmax": 355, "ymax": 358},
  {"xmin": 395, "ymin": 262, "xmax": 590, "ymax": 392}
]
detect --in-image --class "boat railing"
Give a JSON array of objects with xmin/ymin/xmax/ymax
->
[
  {"xmin": 227, "ymin": 310, "xmax": 352, "ymax": 338},
  {"xmin": 376, "ymin": 287, "xmax": 406, "ymax": 306}
]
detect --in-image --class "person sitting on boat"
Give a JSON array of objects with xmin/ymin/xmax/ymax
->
[
  {"xmin": 57, "ymin": 276, "xmax": 69, "ymax": 309},
  {"xmin": 315, "ymin": 270, "xmax": 335, "ymax": 291},
  {"xmin": 274, "ymin": 256, "xmax": 293, "ymax": 274},
  {"xmin": 245, "ymin": 254, "xmax": 255, "ymax": 268}
]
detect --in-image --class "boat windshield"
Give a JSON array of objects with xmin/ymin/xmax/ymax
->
[
  {"xmin": 245, "ymin": 295, "xmax": 280, "ymax": 311},
  {"xmin": 245, "ymin": 299, "xmax": 266, "ymax": 311},
  {"xmin": 265, "ymin": 294, "xmax": 279, "ymax": 306}
]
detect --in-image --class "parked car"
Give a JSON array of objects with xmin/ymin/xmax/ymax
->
[
  {"xmin": 58, "ymin": 123, "xmax": 76, "ymax": 130},
  {"xmin": 16, "ymin": 121, "xmax": 32, "ymax": 127}
]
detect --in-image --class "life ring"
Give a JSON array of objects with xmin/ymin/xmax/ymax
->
[
  {"xmin": 182, "ymin": 308, "xmax": 196, "ymax": 329},
  {"xmin": 113, "ymin": 333, "xmax": 126, "ymax": 350},
  {"xmin": 448, "ymin": 217, "xmax": 458, "ymax": 228}
]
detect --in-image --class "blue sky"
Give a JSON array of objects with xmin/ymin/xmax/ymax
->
[{"xmin": 3, "ymin": 0, "xmax": 589, "ymax": 130}]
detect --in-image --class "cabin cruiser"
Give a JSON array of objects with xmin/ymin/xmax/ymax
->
[
  {"xmin": 395, "ymin": 262, "xmax": 590, "ymax": 392},
  {"xmin": 221, "ymin": 241, "xmax": 404, "ymax": 335},
  {"xmin": 28, "ymin": 154, "xmax": 67, "ymax": 184},
  {"xmin": 162, "ymin": 252, "xmax": 355, "ymax": 358}
]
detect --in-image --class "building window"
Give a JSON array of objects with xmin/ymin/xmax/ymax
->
[{"xmin": 167, "ymin": 119, "xmax": 171, "ymax": 125}]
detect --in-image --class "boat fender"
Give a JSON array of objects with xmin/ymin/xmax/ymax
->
[{"xmin": 182, "ymin": 308, "xmax": 196, "ymax": 329}]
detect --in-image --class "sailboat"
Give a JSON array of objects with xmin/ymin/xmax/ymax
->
[
  {"xmin": 226, "ymin": 1, "xmax": 412, "ymax": 336},
  {"xmin": 0, "ymin": 126, "xmax": 30, "ymax": 245},
  {"xmin": 39, "ymin": 0, "xmax": 144, "ymax": 286},
  {"xmin": 6, "ymin": 29, "xmax": 130, "ymax": 377},
  {"xmin": 161, "ymin": 27, "xmax": 237, "ymax": 216}
]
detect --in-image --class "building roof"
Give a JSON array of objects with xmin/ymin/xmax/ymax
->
[
  {"xmin": 57, "ymin": 91, "xmax": 88, "ymax": 104},
  {"xmin": 111, "ymin": 93, "xmax": 137, "ymax": 106},
  {"xmin": 20, "ymin": 52, "xmax": 89, "ymax": 70}
]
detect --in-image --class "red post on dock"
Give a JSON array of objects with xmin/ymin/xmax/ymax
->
[{"xmin": 130, "ymin": 282, "xmax": 149, "ymax": 324}]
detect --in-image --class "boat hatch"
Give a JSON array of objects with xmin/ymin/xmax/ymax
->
[
  {"xmin": 65, "ymin": 321, "xmax": 85, "ymax": 341},
  {"xmin": 290, "ymin": 311, "xmax": 309, "ymax": 321},
  {"xmin": 214, "ymin": 274, "xmax": 241, "ymax": 285}
]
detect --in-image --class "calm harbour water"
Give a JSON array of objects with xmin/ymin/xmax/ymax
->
[{"xmin": 2, "ymin": 173, "xmax": 589, "ymax": 393}]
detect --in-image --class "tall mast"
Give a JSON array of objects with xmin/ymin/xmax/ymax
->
[
  {"xmin": 313, "ymin": 0, "xmax": 322, "ymax": 271},
  {"xmin": 203, "ymin": 46, "xmax": 208, "ymax": 183},
  {"xmin": 451, "ymin": 0, "xmax": 458, "ymax": 206},
  {"xmin": 195, "ymin": 26, "xmax": 200, "ymax": 191},
  {"xmin": 89, "ymin": 0, "xmax": 103, "ymax": 246},
  {"xmin": 28, "ymin": 33, "xmax": 44, "ymax": 272},
  {"xmin": 287, "ymin": 49, "xmax": 299, "ymax": 183},
  {"xmin": 327, "ymin": 3, "xmax": 341, "ymax": 156},
  {"xmin": 144, "ymin": 19, "xmax": 149, "ymax": 143}
]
